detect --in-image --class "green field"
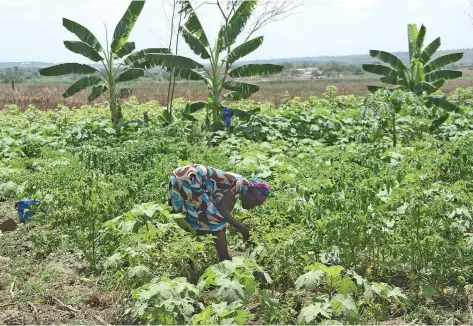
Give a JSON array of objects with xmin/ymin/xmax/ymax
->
[
  {"xmin": 2, "ymin": 87, "xmax": 473, "ymax": 324},
  {"xmin": 4, "ymin": 0, "xmax": 473, "ymax": 324}
]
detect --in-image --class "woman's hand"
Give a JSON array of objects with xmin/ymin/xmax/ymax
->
[{"xmin": 241, "ymin": 224, "xmax": 250, "ymax": 242}]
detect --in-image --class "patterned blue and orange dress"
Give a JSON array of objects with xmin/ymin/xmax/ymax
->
[{"xmin": 168, "ymin": 164, "xmax": 250, "ymax": 232}]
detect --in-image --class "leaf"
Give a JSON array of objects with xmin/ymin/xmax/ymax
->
[
  {"xmin": 137, "ymin": 288, "xmax": 152, "ymax": 301},
  {"xmin": 182, "ymin": 1, "xmax": 209, "ymax": 46},
  {"xmin": 123, "ymin": 48, "xmax": 170, "ymax": 65},
  {"xmin": 191, "ymin": 306, "xmax": 213, "ymax": 324},
  {"xmin": 423, "ymin": 52, "xmax": 464, "ymax": 73},
  {"xmin": 223, "ymin": 91, "xmax": 252, "ymax": 101},
  {"xmin": 337, "ymin": 277, "xmax": 358, "ymax": 295},
  {"xmin": 330, "ymin": 294, "xmax": 357, "ymax": 315},
  {"xmin": 326, "ymin": 266, "xmax": 345, "ymax": 277},
  {"xmin": 172, "ymin": 214, "xmax": 196, "ymax": 234},
  {"xmin": 387, "ymin": 286, "xmax": 407, "ymax": 302},
  {"xmin": 181, "ymin": 26, "xmax": 210, "ymax": 59},
  {"xmin": 258, "ymin": 289, "xmax": 280, "ymax": 310},
  {"xmin": 242, "ymin": 276, "xmax": 256, "ymax": 296},
  {"xmin": 143, "ymin": 203, "xmax": 161, "ymax": 217},
  {"xmin": 408, "ymin": 24, "xmax": 419, "ymax": 62},
  {"xmin": 295, "ymin": 270, "xmax": 325, "ymax": 291},
  {"xmin": 115, "ymin": 68, "xmax": 144, "ymax": 82},
  {"xmin": 369, "ymin": 50, "xmax": 406, "ymax": 70},
  {"xmin": 218, "ymin": 0, "xmax": 257, "ymax": 50},
  {"xmin": 132, "ymin": 220, "xmax": 143, "ymax": 233},
  {"xmin": 397, "ymin": 70, "xmax": 410, "ymax": 88},
  {"xmin": 111, "ymin": 0, "xmax": 146, "ymax": 53},
  {"xmin": 231, "ymin": 108, "xmax": 260, "ymax": 120},
  {"xmin": 414, "ymin": 81, "xmax": 437, "ymax": 95},
  {"xmin": 459, "ymin": 205, "xmax": 471, "ymax": 218},
  {"xmin": 128, "ymin": 265, "xmax": 150, "ymax": 278},
  {"xmin": 425, "ymin": 70, "xmax": 462, "ymax": 82},
  {"xmin": 180, "ymin": 301, "xmax": 196, "ymax": 318},
  {"xmin": 215, "ymin": 278, "xmax": 246, "ymax": 302},
  {"xmin": 63, "ymin": 76, "xmax": 102, "ymax": 97},
  {"xmin": 185, "ymin": 101, "xmax": 206, "ymax": 113},
  {"xmin": 305, "ymin": 262, "xmax": 330, "ymax": 273},
  {"xmin": 297, "ymin": 302, "xmax": 333, "ymax": 324},
  {"xmin": 223, "ymin": 80, "xmax": 259, "ymax": 95},
  {"xmin": 182, "ymin": 112, "xmax": 198, "ymax": 122},
  {"xmin": 116, "ymin": 42, "xmax": 136, "ymax": 58},
  {"xmin": 171, "ymin": 68, "xmax": 203, "ymax": 81},
  {"xmin": 420, "ymin": 37, "xmax": 441, "ymax": 63},
  {"xmin": 88, "ymin": 84, "xmax": 108, "ymax": 101},
  {"xmin": 198, "ymin": 267, "xmax": 219, "ymax": 290},
  {"xmin": 211, "ymin": 121, "xmax": 225, "ymax": 131},
  {"xmin": 380, "ymin": 76, "xmax": 398, "ymax": 85},
  {"xmin": 228, "ymin": 64, "xmax": 283, "ymax": 78},
  {"xmin": 212, "ymin": 301, "xmax": 233, "ymax": 315},
  {"xmin": 64, "ymin": 41, "xmax": 104, "ymax": 62},
  {"xmin": 415, "ymin": 24, "xmax": 426, "ymax": 58},
  {"xmin": 226, "ymin": 36, "xmax": 264, "ymax": 64},
  {"xmin": 263, "ymin": 272, "xmax": 272, "ymax": 284},
  {"xmin": 362, "ymin": 64, "xmax": 398, "ymax": 78},
  {"xmin": 130, "ymin": 54, "xmax": 203, "ymax": 70},
  {"xmin": 397, "ymin": 204, "xmax": 408, "ymax": 214},
  {"xmin": 103, "ymin": 252, "xmax": 122, "ymax": 270},
  {"xmin": 39, "ymin": 63, "xmax": 98, "ymax": 76},
  {"xmin": 429, "ymin": 113, "xmax": 449, "ymax": 133},
  {"xmin": 431, "ymin": 79, "xmax": 446, "ymax": 90},
  {"xmin": 233, "ymin": 310, "xmax": 250, "ymax": 325},
  {"xmin": 63, "ymin": 18, "xmax": 103, "ymax": 52},
  {"xmin": 420, "ymin": 283, "xmax": 435, "ymax": 299},
  {"xmin": 427, "ymin": 97, "xmax": 459, "ymax": 112}
]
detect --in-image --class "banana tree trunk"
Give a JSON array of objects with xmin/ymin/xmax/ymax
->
[
  {"xmin": 109, "ymin": 87, "xmax": 122, "ymax": 125},
  {"xmin": 211, "ymin": 88, "xmax": 223, "ymax": 124},
  {"xmin": 117, "ymin": 102, "xmax": 123, "ymax": 123},
  {"xmin": 110, "ymin": 93, "xmax": 118, "ymax": 124},
  {"xmin": 212, "ymin": 103, "xmax": 220, "ymax": 123}
]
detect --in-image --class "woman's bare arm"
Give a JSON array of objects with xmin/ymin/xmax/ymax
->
[{"xmin": 216, "ymin": 192, "xmax": 250, "ymax": 241}]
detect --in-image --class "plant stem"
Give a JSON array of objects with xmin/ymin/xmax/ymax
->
[
  {"xmin": 392, "ymin": 111, "xmax": 397, "ymax": 147},
  {"xmin": 169, "ymin": 4, "xmax": 184, "ymax": 118},
  {"xmin": 165, "ymin": 0, "xmax": 177, "ymax": 121}
]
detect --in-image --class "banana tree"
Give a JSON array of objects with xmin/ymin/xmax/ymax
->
[
  {"xmin": 362, "ymin": 23, "xmax": 463, "ymax": 130},
  {"xmin": 176, "ymin": 0, "xmax": 284, "ymax": 129},
  {"xmin": 39, "ymin": 1, "xmax": 201, "ymax": 126}
]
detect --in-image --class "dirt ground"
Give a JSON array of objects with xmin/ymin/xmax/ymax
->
[{"xmin": 0, "ymin": 201, "xmax": 126, "ymax": 325}]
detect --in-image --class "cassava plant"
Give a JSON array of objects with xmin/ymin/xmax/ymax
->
[
  {"xmin": 363, "ymin": 89, "xmax": 424, "ymax": 147},
  {"xmin": 177, "ymin": 0, "xmax": 284, "ymax": 129}
]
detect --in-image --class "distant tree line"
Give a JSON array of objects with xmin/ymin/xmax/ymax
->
[
  {"xmin": 280, "ymin": 60, "xmax": 365, "ymax": 78},
  {"xmin": 0, "ymin": 66, "xmax": 40, "ymax": 84}
]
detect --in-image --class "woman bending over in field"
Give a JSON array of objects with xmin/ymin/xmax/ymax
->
[{"xmin": 168, "ymin": 164, "xmax": 270, "ymax": 261}]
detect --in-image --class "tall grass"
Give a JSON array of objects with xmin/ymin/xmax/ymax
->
[{"xmin": 0, "ymin": 78, "xmax": 471, "ymax": 110}]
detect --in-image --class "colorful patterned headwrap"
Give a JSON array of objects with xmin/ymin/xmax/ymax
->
[{"xmin": 249, "ymin": 178, "xmax": 270, "ymax": 204}]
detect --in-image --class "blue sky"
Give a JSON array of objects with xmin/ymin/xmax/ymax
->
[{"xmin": 0, "ymin": 0, "xmax": 471, "ymax": 62}]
